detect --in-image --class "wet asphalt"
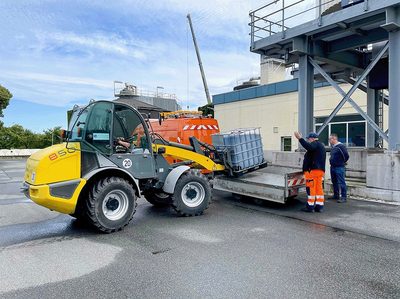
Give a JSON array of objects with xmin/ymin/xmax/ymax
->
[{"xmin": 0, "ymin": 159, "xmax": 399, "ymax": 299}]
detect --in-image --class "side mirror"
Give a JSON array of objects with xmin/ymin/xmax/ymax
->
[
  {"xmin": 158, "ymin": 114, "xmax": 162, "ymax": 126},
  {"xmin": 60, "ymin": 129, "xmax": 69, "ymax": 140},
  {"xmin": 157, "ymin": 147, "xmax": 166, "ymax": 154}
]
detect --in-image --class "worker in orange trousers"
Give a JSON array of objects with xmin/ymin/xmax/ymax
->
[{"xmin": 294, "ymin": 132, "xmax": 326, "ymax": 212}]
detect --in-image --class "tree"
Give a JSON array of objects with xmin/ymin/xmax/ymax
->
[
  {"xmin": 42, "ymin": 127, "xmax": 62, "ymax": 146},
  {"xmin": 0, "ymin": 85, "xmax": 12, "ymax": 117},
  {"xmin": 0, "ymin": 125, "xmax": 62, "ymax": 149}
]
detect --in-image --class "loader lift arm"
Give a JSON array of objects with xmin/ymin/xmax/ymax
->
[{"xmin": 152, "ymin": 144, "xmax": 225, "ymax": 172}]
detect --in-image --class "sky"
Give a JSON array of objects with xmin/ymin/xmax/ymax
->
[{"xmin": 0, "ymin": 0, "xmax": 272, "ymax": 132}]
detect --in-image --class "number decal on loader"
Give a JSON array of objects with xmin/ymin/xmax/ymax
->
[
  {"xmin": 123, "ymin": 159, "xmax": 132, "ymax": 169},
  {"xmin": 49, "ymin": 153, "xmax": 58, "ymax": 160},
  {"xmin": 48, "ymin": 150, "xmax": 67, "ymax": 161}
]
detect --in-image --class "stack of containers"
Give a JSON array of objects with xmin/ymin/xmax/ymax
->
[{"xmin": 212, "ymin": 128, "xmax": 264, "ymax": 173}]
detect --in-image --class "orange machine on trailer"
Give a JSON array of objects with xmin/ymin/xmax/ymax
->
[{"xmin": 150, "ymin": 111, "xmax": 220, "ymax": 146}]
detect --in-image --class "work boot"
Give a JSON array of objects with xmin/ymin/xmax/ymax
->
[
  {"xmin": 337, "ymin": 198, "xmax": 347, "ymax": 203},
  {"xmin": 327, "ymin": 195, "xmax": 339, "ymax": 200},
  {"xmin": 315, "ymin": 206, "xmax": 324, "ymax": 213},
  {"xmin": 301, "ymin": 207, "xmax": 314, "ymax": 213}
]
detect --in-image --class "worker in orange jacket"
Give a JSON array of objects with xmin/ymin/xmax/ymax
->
[{"xmin": 294, "ymin": 132, "xmax": 326, "ymax": 212}]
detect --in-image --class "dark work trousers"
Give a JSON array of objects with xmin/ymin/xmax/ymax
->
[{"xmin": 330, "ymin": 166, "xmax": 347, "ymax": 199}]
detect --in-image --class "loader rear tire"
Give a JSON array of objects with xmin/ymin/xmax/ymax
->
[
  {"xmin": 143, "ymin": 191, "xmax": 171, "ymax": 207},
  {"xmin": 86, "ymin": 177, "xmax": 137, "ymax": 233},
  {"xmin": 171, "ymin": 170, "xmax": 211, "ymax": 216}
]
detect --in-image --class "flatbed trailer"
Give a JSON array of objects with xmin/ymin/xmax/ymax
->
[{"xmin": 213, "ymin": 165, "xmax": 306, "ymax": 204}]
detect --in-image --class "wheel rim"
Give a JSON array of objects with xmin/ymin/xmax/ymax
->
[
  {"xmin": 102, "ymin": 190, "xmax": 129, "ymax": 221},
  {"xmin": 181, "ymin": 182, "xmax": 205, "ymax": 208}
]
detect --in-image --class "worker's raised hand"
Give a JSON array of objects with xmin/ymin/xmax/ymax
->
[{"xmin": 294, "ymin": 132, "xmax": 302, "ymax": 140}]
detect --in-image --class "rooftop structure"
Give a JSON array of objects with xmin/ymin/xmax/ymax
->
[{"xmin": 113, "ymin": 82, "xmax": 181, "ymax": 117}]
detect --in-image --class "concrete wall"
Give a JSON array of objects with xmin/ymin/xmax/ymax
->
[
  {"xmin": 215, "ymin": 84, "xmax": 389, "ymax": 151},
  {"xmin": 367, "ymin": 152, "xmax": 400, "ymax": 191},
  {"xmin": 265, "ymin": 148, "xmax": 367, "ymax": 180},
  {"xmin": 345, "ymin": 148, "xmax": 367, "ymax": 179},
  {"xmin": 0, "ymin": 149, "xmax": 39, "ymax": 157},
  {"xmin": 260, "ymin": 58, "xmax": 286, "ymax": 85}
]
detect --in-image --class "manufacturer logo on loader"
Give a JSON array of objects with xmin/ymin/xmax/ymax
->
[{"xmin": 122, "ymin": 159, "xmax": 132, "ymax": 169}]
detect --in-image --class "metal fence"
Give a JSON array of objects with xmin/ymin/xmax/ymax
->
[{"xmin": 249, "ymin": 0, "xmax": 346, "ymax": 43}]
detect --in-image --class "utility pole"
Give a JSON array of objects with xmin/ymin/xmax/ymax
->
[{"xmin": 187, "ymin": 13, "xmax": 212, "ymax": 105}]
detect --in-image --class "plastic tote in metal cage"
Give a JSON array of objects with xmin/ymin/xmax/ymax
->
[{"xmin": 212, "ymin": 128, "xmax": 266, "ymax": 175}]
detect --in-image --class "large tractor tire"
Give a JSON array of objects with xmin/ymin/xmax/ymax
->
[
  {"xmin": 86, "ymin": 177, "xmax": 137, "ymax": 233},
  {"xmin": 171, "ymin": 170, "xmax": 212, "ymax": 216},
  {"xmin": 143, "ymin": 191, "xmax": 172, "ymax": 207}
]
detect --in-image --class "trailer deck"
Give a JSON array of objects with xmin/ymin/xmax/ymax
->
[{"xmin": 213, "ymin": 165, "xmax": 305, "ymax": 204}]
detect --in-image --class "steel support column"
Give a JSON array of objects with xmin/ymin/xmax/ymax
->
[
  {"xmin": 366, "ymin": 81, "xmax": 379, "ymax": 148},
  {"xmin": 388, "ymin": 29, "xmax": 400, "ymax": 150},
  {"xmin": 298, "ymin": 55, "xmax": 314, "ymax": 136}
]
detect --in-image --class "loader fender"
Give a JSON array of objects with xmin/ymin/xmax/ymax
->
[
  {"xmin": 83, "ymin": 167, "xmax": 141, "ymax": 197},
  {"xmin": 162, "ymin": 166, "xmax": 191, "ymax": 194}
]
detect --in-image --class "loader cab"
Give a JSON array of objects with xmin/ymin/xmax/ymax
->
[{"xmin": 67, "ymin": 101, "xmax": 156, "ymax": 179}]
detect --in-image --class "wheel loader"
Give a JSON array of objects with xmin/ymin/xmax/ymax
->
[
  {"xmin": 22, "ymin": 100, "xmax": 305, "ymax": 233},
  {"xmin": 22, "ymin": 100, "xmax": 225, "ymax": 233}
]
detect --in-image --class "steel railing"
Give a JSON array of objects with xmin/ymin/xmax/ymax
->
[{"xmin": 249, "ymin": 0, "xmax": 345, "ymax": 44}]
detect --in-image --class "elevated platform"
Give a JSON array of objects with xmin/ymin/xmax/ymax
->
[
  {"xmin": 250, "ymin": 0, "xmax": 398, "ymax": 74},
  {"xmin": 250, "ymin": 0, "xmax": 400, "ymax": 150}
]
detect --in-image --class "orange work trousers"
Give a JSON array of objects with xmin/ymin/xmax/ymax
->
[{"xmin": 304, "ymin": 170, "xmax": 325, "ymax": 208}]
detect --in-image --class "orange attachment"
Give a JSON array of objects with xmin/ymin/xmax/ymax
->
[
  {"xmin": 150, "ymin": 116, "xmax": 220, "ymax": 172},
  {"xmin": 150, "ymin": 117, "xmax": 220, "ymax": 146}
]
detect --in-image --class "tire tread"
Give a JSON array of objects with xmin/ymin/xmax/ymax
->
[
  {"xmin": 171, "ymin": 169, "xmax": 211, "ymax": 217},
  {"xmin": 85, "ymin": 176, "xmax": 137, "ymax": 233}
]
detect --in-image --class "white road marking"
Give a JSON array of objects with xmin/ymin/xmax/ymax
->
[
  {"xmin": 169, "ymin": 228, "xmax": 223, "ymax": 243},
  {"xmin": 250, "ymin": 227, "xmax": 266, "ymax": 233},
  {"xmin": 0, "ymin": 238, "xmax": 122, "ymax": 294}
]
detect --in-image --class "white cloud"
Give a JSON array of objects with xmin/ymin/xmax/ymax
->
[
  {"xmin": 0, "ymin": 0, "xmax": 264, "ymax": 112},
  {"xmin": 101, "ymin": 0, "xmax": 267, "ymax": 41},
  {"xmin": 0, "ymin": 71, "xmax": 111, "ymax": 89},
  {"xmin": 35, "ymin": 31, "xmax": 148, "ymax": 60}
]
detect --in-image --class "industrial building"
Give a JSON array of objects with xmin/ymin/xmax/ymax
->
[
  {"xmin": 214, "ymin": 63, "xmax": 388, "ymax": 151},
  {"xmin": 114, "ymin": 82, "xmax": 181, "ymax": 118},
  {"xmin": 214, "ymin": 0, "xmax": 400, "ymax": 203}
]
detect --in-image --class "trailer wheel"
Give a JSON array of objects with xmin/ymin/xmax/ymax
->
[
  {"xmin": 171, "ymin": 170, "xmax": 211, "ymax": 216},
  {"xmin": 143, "ymin": 191, "xmax": 171, "ymax": 207},
  {"xmin": 86, "ymin": 177, "xmax": 137, "ymax": 233}
]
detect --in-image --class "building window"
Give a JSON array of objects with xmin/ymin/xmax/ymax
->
[
  {"xmin": 315, "ymin": 114, "xmax": 366, "ymax": 147},
  {"xmin": 281, "ymin": 136, "xmax": 292, "ymax": 151},
  {"xmin": 348, "ymin": 122, "xmax": 366, "ymax": 147}
]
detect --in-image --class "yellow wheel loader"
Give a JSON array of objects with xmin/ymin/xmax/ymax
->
[{"xmin": 22, "ymin": 100, "xmax": 225, "ymax": 233}]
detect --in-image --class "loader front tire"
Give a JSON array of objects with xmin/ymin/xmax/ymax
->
[
  {"xmin": 86, "ymin": 177, "xmax": 137, "ymax": 233},
  {"xmin": 171, "ymin": 170, "xmax": 211, "ymax": 216}
]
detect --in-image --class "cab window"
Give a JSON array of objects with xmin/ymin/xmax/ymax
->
[
  {"xmin": 114, "ymin": 104, "xmax": 149, "ymax": 151},
  {"xmin": 68, "ymin": 106, "xmax": 91, "ymax": 141},
  {"xmin": 84, "ymin": 102, "xmax": 112, "ymax": 154}
]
